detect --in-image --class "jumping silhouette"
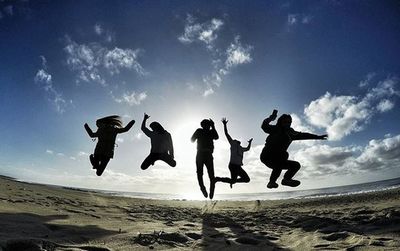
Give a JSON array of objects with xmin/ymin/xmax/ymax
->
[
  {"xmin": 260, "ymin": 110, "xmax": 327, "ymax": 188},
  {"xmin": 191, "ymin": 119, "xmax": 219, "ymax": 199},
  {"xmin": 215, "ymin": 118, "xmax": 252, "ymax": 188},
  {"xmin": 141, "ymin": 113, "xmax": 176, "ymax": 170},
  {"xmin": 84, "ymin": 115, "xmax": 135, "ymax": 176}
]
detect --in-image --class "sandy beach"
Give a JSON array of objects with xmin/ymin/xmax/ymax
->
[{"xmin": 0, "ymin": 175, "xmax": 399, "ymax": 250}]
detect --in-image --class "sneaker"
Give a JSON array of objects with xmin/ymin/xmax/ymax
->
[
  {"xmin": 89, "ymin": 154, "xmax": 97, "ymax": 169},
  {"xmin": 267, "ymin": 182, "xmax": 279, "ymax": 189},
  {"xmin": 281, "ymin": 179, "xmax": 301, "ymax": 187}
]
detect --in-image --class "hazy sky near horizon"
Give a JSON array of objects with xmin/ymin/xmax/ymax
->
[{"xmin": 1, "ymin": 0, "xmax": 399, "ymax": 198}]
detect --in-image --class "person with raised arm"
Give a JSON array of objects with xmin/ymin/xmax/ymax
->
[
  {"xmin": 141, "ymin": 113, "xmax": 176, "ymax": 170},
  {"xmin": 191, "ymin": 119, "xmax": 219, "ymax": 199},
  {"xmin": 84, "ymin": 115, "xmax": 135, "ymax": 176},
  {"xmin": 260, "ymin": 110, "xmax": 327, "ymax": 188},
  {"xmin": 215, "ymin": 118, "xmax": 252, "ymax": 188}
]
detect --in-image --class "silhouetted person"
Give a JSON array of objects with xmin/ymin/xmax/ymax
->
[
  {"xmin": 191, "ymin": 119, "xmax": 219, "ymax": 199},
  {"xmin": 215, "ymin": 118, "xmax": 252, "ymax": 188},
  {"xmin": 141, "ymin": 113, "xmax": 176, "ymax": 170},
  {"xmin": 84, "ymin": 115, "xmax": 135, "ymax": 176},
  {"xmin": 260, "ymin": 110, "xmax": 327, "ymax": 188}
]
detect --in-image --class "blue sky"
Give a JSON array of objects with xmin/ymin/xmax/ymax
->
[{"xmin": 1, "ymin": 0, "xmax": 399, "ymax": 198}]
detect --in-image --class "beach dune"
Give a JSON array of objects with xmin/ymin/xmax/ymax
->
[{"xmin": 0, "ymin": 175, "xmax": 399, "ymax": 250}]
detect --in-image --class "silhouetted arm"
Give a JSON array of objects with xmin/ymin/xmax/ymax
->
[
  {"xmin": 84, "ymin": 123, "xmax": 97, "ymax": 138},
  {"xmin": 117, "ymin": 120, "xmax": 135, "ymax": 133},
  {"xmin": 210, "ymin": 119, "xmax": 219, "ymax": 140},
  {"xmin": 221, "ymin": 118, "xmax": 232, "ymax": 144},
  {"xmin": 261, "ymin": 118, "xmax": 276, "ymax": 134},
  {"xmin": 168, "ymin": 133, "xmax": 174, "ymax": 158},
  {"xmin": 191, "ymin": 130, "xmax": 198, "ymax": 143},
  {"xmin": 262, "ymin": 110, "xmax": 278, "ymax": 134},
  {"xmin": 291, "ymin": 129, "xmax": 328, "ymax": 140},
  {"xmin": 244, "ymin": 138, "xmax": 253, "ymax": 152},
  {"xmin": 141, "ymin": 113, "xmax": 152, "ymax": 137}
]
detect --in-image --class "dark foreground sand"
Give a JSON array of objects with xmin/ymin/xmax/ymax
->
[{"xmin": 0, "ymin": 176, "xmax": 399, "ymax": 250}]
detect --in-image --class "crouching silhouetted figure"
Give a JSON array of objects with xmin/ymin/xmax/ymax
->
[
  {"xmin": 141, "ymin": 113, "xmax": 176, "ymax": 170},
  {"xmin": 84, "ymin": 115, "xmax": 135, "ymax": 176},
  {"xmin": 260, "ymin": 110, "xmax": 327, "ymax": 188},
  {"xmin": 215, "ymin": 118, "xmax": 251, "ymax": 188}
]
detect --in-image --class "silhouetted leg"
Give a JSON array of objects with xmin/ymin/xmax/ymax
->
[
  {"xmin": 266, "ymin": 166, "xmax": 282, "ymax": 189},
  {"xmin": 141, "ymin": 153, "xmax": 157, "ymax": 170},
  {"xmin": 269, "ymin": 168, "xmax": 282, "ymax": 183},
  {"xmin": 96, "ymin": 157, "xmax": 110, "ymax": 176},
  {"xmin": 204, "ymin": 154, "xmax": 215, "ymax": 199},
  {"xmin": 158, "ymin": 153, "xmax": 176, "ymax": 167},
  {"xmin": 281, "ymin": 160, "xmax": 301, "ymax": 187},
  {"xmin": 90, "ymin": 154, "xmax": 100, "ymax": 169},
  {"xmin": 196, "ymin": 152, "xmax": 207, "ymax": 198},
  {"xmin": 283, "ymin": 160, "xmax": 300, "ymax": 180},
  {"xmin": 235, "ymin": 166, "xmax": 250, "ymax": 183},
  {"xmin": 215, "ymin": 177, "xmax": 232, "ymax": 183}
]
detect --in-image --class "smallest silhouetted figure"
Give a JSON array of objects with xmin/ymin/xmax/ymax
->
[
  {"xmin": 84, "ymin": 115, "xmax": 135, "ymax": 176},
  {"xmin": 141, "ymin": 113, "xmax": 176, "ymax": 170},
  {"xmin": 215, "ymin": 118, "xmax": 252, "ymax": 188},
  {"xmin": 191, "ymin": 119, "xmax": 219, "ymax": 199}
]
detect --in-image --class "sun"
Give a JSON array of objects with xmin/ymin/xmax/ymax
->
[{"xmin": 171, "ymin": 118, "xmax": 200, "ymax": 161}]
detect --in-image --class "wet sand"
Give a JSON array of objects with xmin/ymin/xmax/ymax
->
[{"xmin": 0, "ymin": 175, "xmax": 399, "ymax": 250}]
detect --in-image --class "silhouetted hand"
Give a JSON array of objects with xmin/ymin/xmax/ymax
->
[
  {"xmin": 319, "ymin": 134, "xmax": 328, "ymax": 140},
  {"xmin": 130, "ymin": 120, "xmax": 135, "ymax": 124},
  {"xmin": 221, "ymin": 118, "xmax": 228, "ymax": 125},
  {"xmin": 84, "ymin": 123, "xmax": 88, "ymax": 127},
  {"xmin": 269, "ymin": 109, "xmax": 278, "ymax": 121},
  {"xmin": 144, "ymin": 113, "xmax": 150, "ymax": 120},
  {"xmin": 209, "ymin": 118, "xmax": 215, "ymax": 127},
  {"xmin": 248, "ymin": 138, "xmax": 253, "ymax": 144}
]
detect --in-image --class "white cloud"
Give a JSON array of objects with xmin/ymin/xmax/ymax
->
[
  {"xmin": 377, "ymin": 99, "xmax": 394, "ymax": 112},
  {"xmin": 104, "ymin": 48, "xmax": 145, "ymax": 75},
  {"xmin": 46, "ymin": 149, "xmax": 54, "ymax": 154},
  {"xmin": 359, "ymin": 72, "xmax": 376, "ymax": 88},
  {"xmin": 288, "ymin": 13, "xmax": 313, "ymax": 26},
  {"xmin": 34, "ymin": 69, "xmax": 52, "ymax": 87},
  {"xmin": 288, "ymin": 14, "xmax": 298, "ymax": 25},
  {"xmin": 225, "ymin": 36, "xmax": 253, "ymax": 68},
  {"xmin": 94, "ymin": 24, "xmax": 103, "ymax": 35},
  {"xmin": 203, "ymin": 87, "xmax": 214, "ymax": 97},
  {"xmin": 64, "ymin": 36, "xmax": 146, "ymax": 86},
  {"xmin": 178, "ymin": 15, "xmax": 224, "ymax": 50},
  {"xmin": 302, "ymin": 15, "xmax": 313, "ymax": 24},
  {"xmin": 78, "ymin": 151, "xmax": 88, "ymax": 157},
  {"xmin": 304, "ymin": 76, "xmax": 399, "ymax": 140},
  {"xmin": 179, "ymin": 15, "xmax": 253, "ymax": 97},
  {"xmin": 202, "ymin": 36, "xmax": 252, "ymax": 97},
  {"xmin": 113, "ymin": 91, "xmax": 147, "ymax": 106},
  {"xmin": 34, "ymin": 57, "xmax": 68, "ymax": 114}
]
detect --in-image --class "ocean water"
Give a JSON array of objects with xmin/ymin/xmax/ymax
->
[{"xmin": 101, "ymin": 177, "xmax": 400, "ymax": 201}]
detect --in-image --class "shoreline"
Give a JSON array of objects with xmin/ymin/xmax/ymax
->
[{"xmin": 4, "ymin": 175, "xmax": 400, "ymax": 202}]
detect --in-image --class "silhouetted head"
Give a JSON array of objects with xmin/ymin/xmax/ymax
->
[
  {"xmin": 96, "ymin": 115, "xmax": 123, "ymax": 128},
  {"xmin": 277, "ymin": 114, "xmax": 292, "ymax": 130},
  {"xmin": 150, "ymin": 122, "xmax": 165, "ymax": 133},
  {"xmin": 200, "ymin": 119, "xmax": 211, "ymax": 130}
]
